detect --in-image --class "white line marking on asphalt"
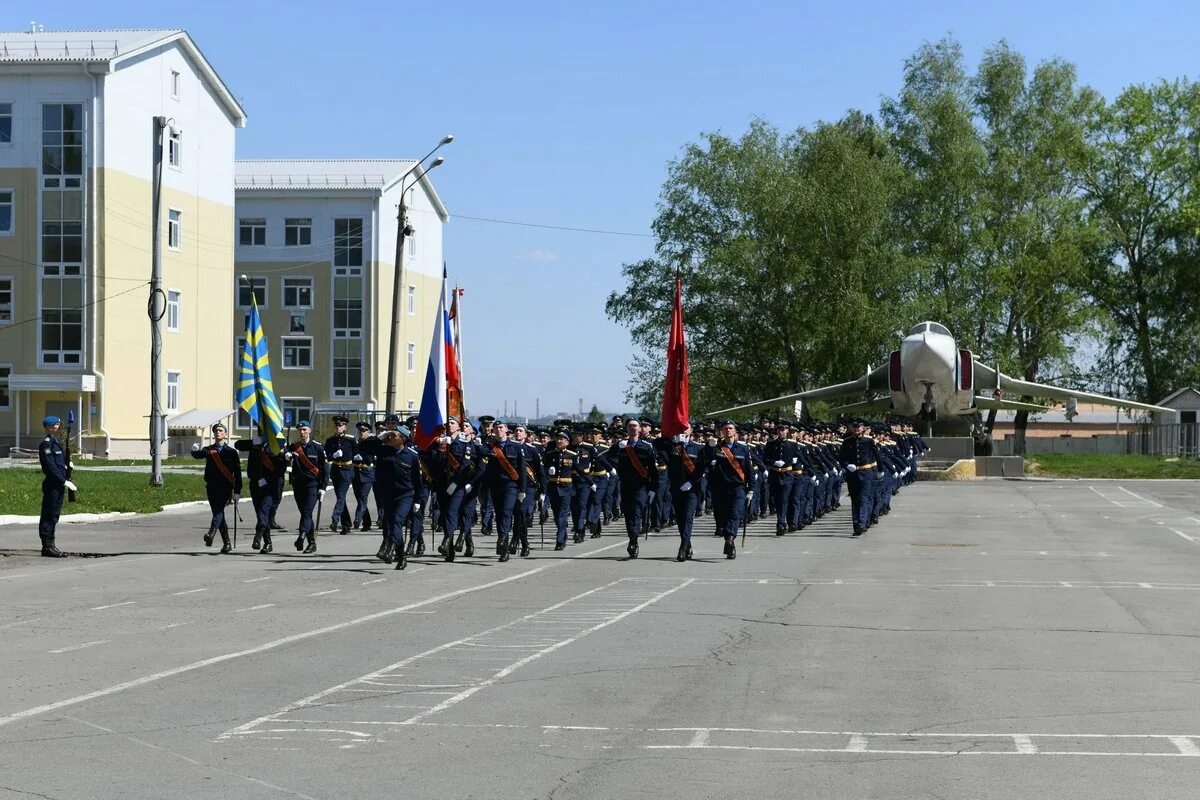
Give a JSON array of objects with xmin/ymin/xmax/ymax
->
[
  {"xmin": 1169, "ymin": 528, "xmax": 1198, "ymax": 545},
  {"xmin": 160, "ymin": 622, "xmax": 189, "ymax": 630},
  {"xmin": 308, "ymin": 590, "xmax": 340, "ymax": 597},
  {"xmin": 0, "ymin": 539, "xmax": 627, "ymax": 729},
  {"xmin": 237, "ymin": 604, "xmax": 276, "ymax": 612},
  {"xmin": 1138, "ymin": 583, "xmax": 1153, "ymax": 588},
  {"xmin": 0, "ymin": 554, "xmax": 170, "ymax": 582},
  {"xmin": 90, "ymin": 601, "xmax": 135, "ymax": 611},
  {"xmin": 360, "ymin": 579, "xmax": 387, "ymax": 585},
  {"xmin": 845, "ymin": 735, "xmax": 868, "ymax": 752},
  {"xmin": 49, "ymin": 640, "xmax": 108, "ymax": 654},
  {"xmin": 688, "ymin": 729, "xmax": 711, "ymax": 748},
  {"xmin": 1118, "ymin": 487, "xmax": 1162, "ymax": 507},
  {"xmin": 0, "ymin": 619, "xmax": 33, "ymax": 630},
  {"xmin": 1013, "ymin": 735, "xmax": 1038, "ymax": 754},
  {"xmin": 644, "ymin": 743, "xmax": 1195, "ymax": 757},
  {"xmin": 1060, "ymin": 582, "xmax": 1073, "ymax": 588},
  {"xmin": 172, "ymin": 588, "xmax": 209, "ymax": 595},
  {"xmin": 1169, "ymin": 737, "xmax": 1200, "ymax": 756},
  {"xmin": 244, "ymin": 577, "xmax": 272, "ymax": 583}
]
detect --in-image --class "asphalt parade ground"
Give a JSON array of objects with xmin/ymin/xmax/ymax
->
[{"xmin": 1, "ymin": 479, "xmax": 1198, "ymax": 799}]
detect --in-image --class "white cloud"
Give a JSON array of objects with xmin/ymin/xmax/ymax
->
[{"xmin": 516, "ymin": 249, "xmax": 560, "ymax": 262}]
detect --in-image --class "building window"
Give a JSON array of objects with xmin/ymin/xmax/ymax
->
[
  {"xmin": 237, "ymin": 276, "xmax": 266, "ymax": 308},
  {"xmin": 333, "ymin": 218, "xmax": 363, "ymax": 267},
  {"xmin": 238, "ymin": 218, "xmax": 266, "ymax": 246},
  {"xmin": 282, "ymin": 276, "xmax": 312, "ymax": 309},
  {"xmin": 0, "ymin": 276, "xmax": 11, "ymax": 324},
  {"xmin": 284, "ymin": 217, "xmax": 311, "ymax": 246},
  {"xmin": 167, "ymin": 208, "xmax": 181, "ymax": 250},
  {"xmin": 0, "ymin": 189, "xmax": 12, "ymax": 234},
  {"xmin": 236, "ymin": 336, "xmax": 246, "ymax": 367},
  {"xmin": 236, "ymin": 406, "xmax": 251, "ymax": 430},
  {"xmin": 406, "ymin": 399, "xmax": 415, "ymax": 412},
  {"xmin": 332, "ymin": 266, "xmax": 362, "ymax": 330},
  {"xmin": 407, "ymin": 284, "xmax": 415, "ymax": 315},
  {"xmin": 166, "ymin": 289, "xmax": 181, "ymax": 332},
  {"xmin": 42, "ymin": 103, "xmax": 83, "ymax": 178},
  {"xmin": 281, "ymin": 397, "xmax": 313, "ymax": 428},
  {"xmin": 0, "ymin": 364, "xmax": 10, "ymax": 409},
  {"xmin": 166, "ymin": 370, "xmax": 181, "ymax": 413},
  {"xmin": 170, "ymin": 70, "xmax": 181, "ymax": 99},
  {"xmin": 408, "ymin": 229, "xmax": 416, "ymax": 257},
  {"xmin": 281, "ymin": 337, "xmax": 312, "ymax": 369},
  {"xmin": 40, "ymin": 104, "xmax": 85, "ymax": 366},
  {"xmin": 0, "ymin": 103, "xmax": 11, "ymax": 144},
  {"xmin": 332, "ymin": 332, "xmax": 363, "ymax": 398},
  {"xmin": 406, "ymin": 341, "xmax": 415, "ymax": 373},
  {"xmin": 168, "ymin": 128, "xmax": 182, "ymax": 168}
]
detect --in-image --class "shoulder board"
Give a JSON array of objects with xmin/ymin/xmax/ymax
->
[{"xmin": 563, "ymin": 449, "xmax": 577, "ymax": 456}]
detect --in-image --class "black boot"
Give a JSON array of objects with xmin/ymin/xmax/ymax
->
[
  {"xmin": 852, "ymin": 526, "xmax": 864, "ymax": 536},
  {"xmin": 406, "ymin": 537, "xmax": 417, "ymax": 556},
  {"xmin": 303, "ymin": 533, "xmax": 317, "ymax": 554},
  {"xmin": 261, "ymin": 533, "xmax": 274, "ymax": 554},
  {"xmin": 204, "ymin": 526, "xmax": 217, "ymax": 547},
  {"xmin": 439, "ymin": 535, "xmax": 454, "ymax": 561},
  {"xmin": 415, "ymin": 539, "xmax": 425, "ymax": 557},
  {"xmin": 676, "ymin": 542, "xmax": 688, "ymax": 562},
  {"xmin": 394, "ymin": 545, "xmax": 407, "ymax": 570},
  {"xmin": 380, "ymin": 540, "xmax": 394, "ymax": 563},
  {"xmin": 454, "ymin": 532, "xmax": 465, "ymax": 553},
  {"xmin": 627, "ymin": 537, "xmax": 639, "ymax": 559},
  {"xmin": 220, "ymin": 531, "xmax": 233, "ymax": 554},
  {"xmin": 40, "ymin": 538, "xmax": 66, "ymax": 558},
  {"xmin": 376, "ymin": 536, "xmax": 389, "ymax": 560},
  {"xmin": 573, "ymin": 530, "xmax": 584, "ymax": 544},
  {"xmin": 776, "ymin": 526, "xmax": 787, "ymax": 536},
  {"xmin": 520, "ymin": 537, "xmax": 530, "ymax": 558},
  {"xmin": 294, "ymin": 534, "xmax": 305, "ymax": 551},
  {"xmin": 724, "ymin": 535, "xmax": 736, "ymax": 560},
  {"xmin": 591, "ymin": 522, "xmax": 602, "ymax": 539},
  {"xmin": 251, "ymin": 529, "xmax": 262, "ymax": 550},
  {"xmin": 464, "ymin": 535, "xmax": 475, "ymax": 558},
  {"xmin": 508, "ymin": 536, "xmax": 519, "ymax": 555},
  {"xmin": 554, "ymin": 542, "xmax": 566, "ymax": 551},
  {"xmin": 498, "ymin": 535, "xmax": 511, "ymax": 562}
]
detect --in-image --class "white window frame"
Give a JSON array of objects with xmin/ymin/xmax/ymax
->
[
  {"xmin": 0, "ymin": 363, "xmax": 11, "ymax": 410},
  {"xmin": 282, "ymin": 275, "xmax": 313, "ymax": 309},
  {"xmin": 281, "ymin": 336, "xmax": 313, "ymax": 370},
  {"xmin": 170, "ymin": 70, "xmax": 181, "ymax": 99},
  {"xmin": 0, "ymin": 102, "xmax": 11, "ymax": 146},
  {"xmin": 330, "ymin": 329, "xmax": 363, "ymax": 399},
  {"xmin": 166, "ymin": 369, "xmax": 181, "ymax": 413},
  {"xmin": 284, "ymin": 217, "xmax": 312, "ymax": 247},
  {"xmin": 167, "ymin": 208, "xmax": 182, "ymax": 250},
  {"xmin": 168, "ymin": 128, "xmax": 182, "ymax": 169},
  {"xmin": 238, "ymin": 217, "xmax": 266, "ymax": 247},
  {"xmin": 236, "ymin": 336, "xmax": 246, "ymax": 368},
  {"xmin": 408, "ymin": 228, "xmax": 416, "ymax": 257},
  {"xmin": 280, "ymin": 397, "xmax": 314, "ymax": 429},
  {"xmin": 406, "ymin": 399, "xmax": 415, "ymax": 412},
  {"xmin": 0, "ymin": 188, "xmax": 13, "ymax": 235},
  {"xmin": 406, "ymin": 341, "xmax": 415, "ymax": 373},
  {"xmin": 237, "ymin": 276, "xmax": 267, "ymax": 309},
  {"xmin": 0, "ymin": 275, "xmax": 12, "ymax": 325},
  {"xmin": 166, "ymin": 288, "xmax": 181, "ymax": 332},
  {"xmin": 407, "ymin": 284, "xmax": 415, "ymax": 315}
]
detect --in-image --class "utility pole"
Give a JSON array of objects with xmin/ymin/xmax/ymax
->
[
  {"xmin": 504, "ymin": 400, "xmax": 509, "ymax": 417},
  {"xmin": 149, "ymin": 116, "xmax": 167, "ymax": 486},
  {"xmin": 535, "ymin": 397, "xmax": 540, "ymax": 420}
]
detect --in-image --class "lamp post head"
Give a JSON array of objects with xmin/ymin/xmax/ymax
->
[
  {"xmin": 429, "ymin": 156, "xmax": 445, "ymax": 169},
  {"xmin": 440, "ymin": 134, "xmax": 455, "ymax": 146}
]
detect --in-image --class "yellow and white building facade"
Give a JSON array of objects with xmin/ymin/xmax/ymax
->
[{"xmin": 0, "ymin": 29, "xmax": 246, "ymax": 456}]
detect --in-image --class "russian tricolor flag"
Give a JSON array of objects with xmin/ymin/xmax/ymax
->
[{"xmin": 415, "ymin": 270, "xmax": 452, "ymax": 449}]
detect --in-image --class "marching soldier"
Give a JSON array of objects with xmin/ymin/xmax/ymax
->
[
  {"xmin": 479, "ymin": 420, "xmax": 527, "ymax": 562},
  {"xmin": 191, "ymin": 423, "xmax": 242, "ymax": 553},
  {"xmin": 476, "ymin": 415, "xmax": 497, "ymax": 534},
  {"xmin": 543, "ymin": 429, "xmax": 576, "ymax": 550},
  {"xmin": 351, "ymin": 421, "xmax": 376, "ymax": 531},
  {"xmin": 285, "ymin": 420, "xmax": 327, "ymax": 553},
  {"xmin": 763, "ymin": 422, "xmax": 797, "ymax": 536},
  {"xmin": 606, "ymin": 418, "xmax": 658, "ymax": 559},
  {"xmin": 666, "ymin": 423, "xmax": 706, "ymax": 562},
  {"xmin": 37, "ymin": 416, "xmax": 74, "ymax": 557},
  {"xmin": 409, "ymin": 437, "xmax": 435, "ymax": 557},
  {"xmin": 370, "ymin": 426, "xmax": 423, "ymax": 570},
  {"xmin": 839, "ymin": 419, "xmax": 879, "ymax": 536},
  {"xmin": 586, "ymin": 426, "xmax": 611, "ymax": 537},
  {"xmin": 509, "ymin": 423, "xmax": 544, "ymax": 557},
  {"xmin": 569, "ymin": 426, "xmax": 597, "ymax": 544},
  {"xmin": 234, "ymin": 428, "xmax": 287, "ymax": 553},
  {"xmin": 433, "ymin": 416, "xmax": 481, "ymax": 560},
  {"xmin": 708, "ymin": 420, "xmax": 752, "ymax": 559},
  {"xmin": 324, "ymin": 416, "xmax": 356, "ymax": 534}
]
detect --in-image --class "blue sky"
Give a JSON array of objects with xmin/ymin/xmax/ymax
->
[{"xmin": 8, "ymin": 1, "xmax": 1198, "ymax": 417}]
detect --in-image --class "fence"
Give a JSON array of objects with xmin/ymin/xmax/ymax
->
[{"xmin": 1127, "ymin": 424, "xmax": 1200, "ymax": 457}]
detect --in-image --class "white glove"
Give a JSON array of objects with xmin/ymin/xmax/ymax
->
[
  {"xmin": 441, "ymin": 435, "xmax": 452, "ymax": 444},
  {"xmin": 792, "ymin": 457, "xmax": 798, "ymax": 463},
  {"xmin": 590, "ymin": 484, "xmax": 597, "ymax": 492},
  {"xmin": 747, "ymin": 491, "xmax": 754, "ymax": 500},
  {"xmin": 192, "ymin": 443, "xmax": 201, "ymax": 452},
  {"xmin": 332, "ymin": 449, "xmax": 343, "ymax": 459},
  {"xmin": 845, "ymin": 463, "xmax": 857, "ymax": 472},
  {"xmin": 464, "ymin": 483, "xmax": 472, "ymax": 493},
  {"xmin": 893, "ymin": 471, "xmax": 899, "ymax": 478},
  {"xmin": 710, "ymin": 459, "xmax": 717, "ymax": 466},
  {"xmin": 618, "ymin": 440, "xmax": 628, "ymax": 448},
  {"xmin": 252, "ymin": 436, "xmax": 262, "ymax": 445},
  {"xmin": 812, "ymin": 477, "xmax": 819, "ymax": 485},
  {"xmin": 680, "ymin": 481, "xmax": 692, "ymax": 492},
  {"xmin": 353, "ymin": 454, "xmax": 363, "ymax": 463},
  {"xmin": 824, "ymin": 473, "xmax": 830, "ymax": 479},
  {"xmin": 258, "ymin": 478, "xmax": 267, "ymax": 488},
  {"xmin": 284, "ymin": 451, "xmax": 295, "ymax": 460},
  {"xmin": 773, "ymin": 460, "xmax": 785, "ymax": 468},
  {"xmin": 518, "ymin": 492, "xmax": 527, "ymax": 502},
  {"xmin": 609, "ymin": 469, "xmax": 617, "ymax": 477},
  {"xmin": 539, "ymin": 494, "xmax": 546, "ymax": 504},
  {"xmin": 284, "ymin": 466, "xmax": 292, "ymax": 477},
  {"xmin": 233, "ymin": 494, "xmax": 241, "ymax": 503},
  {"xmin": 548, "ymin": 466, "xmax": 556, "ymax": 476},
  {"xmin": 446, "ymin": 482, "xmax": 458, "ymax": 496},
  {"xmin": 64, "ymin": 480, "xmax": 78, "ymax": 492},
  {"xmin": 414, "ymin": 504, "xmax": 421, "ymax": 513},
  {"xmin": 648, "ymin": 491, "xmax": 656, "ymax": 502}
]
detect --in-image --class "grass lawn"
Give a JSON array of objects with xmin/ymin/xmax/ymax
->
[
  {"xmin": 77, "ymin": 457, "xmax": 201, "ymax": 468},
  {"xmin": 1026, "ymin": 454, "xmax": 1200, "ymax": 479},
  {"xmin": 0, "ymin": 470, "xmax": 208, "ymax": 515}
]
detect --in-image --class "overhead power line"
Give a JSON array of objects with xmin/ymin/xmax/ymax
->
[{"xmin": 450, "ymin": 213, "xmax": 653, "ymax": 238}]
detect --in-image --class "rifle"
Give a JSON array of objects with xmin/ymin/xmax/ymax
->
[{"xmin": 65, "ymin": 410, "xmax": 77, "ymax": 503}]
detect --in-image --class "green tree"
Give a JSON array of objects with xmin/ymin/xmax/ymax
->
[
  {"xmin": 585, "ymin": 404, "xmax": 606, "ymax": 424},
  {"xmin": 607, "ymin": 116, "xmax": 913, "ymax": 413}
]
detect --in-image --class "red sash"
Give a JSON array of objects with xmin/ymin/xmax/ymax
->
[
  {"xmin": 443, "ymin": 441, "xmax": 461, "ymax": 472},
  {"xmin": 294, "ymin": 444, "xmax": 320, "ymax": 477},
  {"xmin": 209, "ymin": 447, "xmax": 236, "ymax": 485},
  {"xmin": 491, "ymin": 444, "xmax": 519, "ymax": 480},
  {"xmin": 625, "ymin": 443, "xmax": 649, "ymax": 479},
  {"xmin": 677, "ymin": 443, "xmax": 696, "ymax": 473},
  {"xmin": 721, "ymin": 445, "xmax": 746, "ymax": 482},
  {"xmin": 257, "ymin": 448, "xmax": 276, "ymax": 474}
]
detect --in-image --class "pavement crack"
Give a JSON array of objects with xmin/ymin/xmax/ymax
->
[{"xmin": 0, "ymin": 785, "xmax": 62, "ymax": 800}]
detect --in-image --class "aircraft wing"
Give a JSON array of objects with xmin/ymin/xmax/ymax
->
[
  {"xmin": 828, "ymin": 395, "xmax": 894, "ymax": 414},
  {"xmin": 972, "ymin": 361, "xmax": 1172, "ymax": 415},
  {"xmin": 705, "ymin": 364, "xmax": 891, "ymax": 418},
  {"xmin": 972, "ymin": 395, "xmax": 1052, "ymax": 413}
]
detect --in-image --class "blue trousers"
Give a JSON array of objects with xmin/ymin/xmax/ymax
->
[
  {"xmin": 206, "ymin": 485, "xmax": 232, "ymax": 534},
  {"xmin": 847, "ymin": 471, "xmax": 874, "ymax": 530},
  {"xmin": 588, "ymin": 475, "xmax": 609, "ymax": 526},
  {"xmin": 250, "ymin": 480, "xmax": 277, "ymax": 532},
  {"xmin": 409, "ymin": 489, "xmax": 428, "ymax": 544},
  {"xmin": 293, "ymin": 483, "xmax": 320, "ymax": 536},
  {"xmin": 383, "ymin": 491, "xmax": 415, "ymax": 549},
  {"xmin": 488, "ymin": 483, "xmax": 517, "ymax": 538},
  {"xmin": 712, "ymin": 483, "xmax": 746, "ymax": 538},
  {"xmin": 620, "ymin": 485, "xmax": 649, "ymax": 539},
  {"xmin": 571, "ymin": 482, "xmax": 590, "ymax": 533},
  {"xmin": 39, "ymin": 480, "xmax": 64, "ymax": 538},
  {"xmin": 550, "ymin": 485, "xmax": 573, "ymax": 544},
  {"xmin": 330, "ymin": 466, "xmax": 353, "ymax": 530},
  {"xmin": 514, "ymin": 489, "xmax": 536, "ymax": 543},
  {"xmin": 439, "ymin": 488, "xmax": 466, "ymax": 537},
  {"xmin": 352, "ymin": 471, "xmax": 374, "ymax": 527},
  {"xmin": 769, "ymin": 476, "xmax": 794, "ymax": 529},
  {"xmin": 671, "ymin": 488, "xmax": 699, "ymax": 543}
]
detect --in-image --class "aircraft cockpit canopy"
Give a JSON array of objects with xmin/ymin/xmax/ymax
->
[{"xmin": 908, "ymin": 322, "xmax": 952, "ymax": 337}]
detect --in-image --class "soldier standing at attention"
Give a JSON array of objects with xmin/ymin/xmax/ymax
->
[
  {"xmin": 285, "ymin": 420, "xmax": 327, "ymax": 553},
  {"xmin": 234, "ymin": 428, "xmax": 287, "ymax": 553},
  {"xmin": 708, "ymin": 420, "xmax": 752, "ymax": 560},
  {"xmin": 351, "ymin": 421, "xmax": 376, "ymax": 531},
  {"xmin": 191, "ymin": 423, "xmax": 242, "ymax": 554},
  {"xmin": 37, "ymin": 416, "xmax": 75, "ymax": 558},
  {"xmin": 607, "ymin": 418, "xmax": 658, "ymax": 559},
  {"xmin": 324, "ymin": 416, "xmax": 356, "ymax": 535}
]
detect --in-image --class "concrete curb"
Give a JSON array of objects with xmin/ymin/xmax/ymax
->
[{"xmin": 0, "ymin": 491, "xmax": 296, "ymax": 526}]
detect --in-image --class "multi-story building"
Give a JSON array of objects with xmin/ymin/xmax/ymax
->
[
  {"xmin": 0, "ymin": 28, "xmax": 245, "ymax": 456},
  {"xmin": 232, "ymin": 160, "xmax": 447, "ymax": 428}
]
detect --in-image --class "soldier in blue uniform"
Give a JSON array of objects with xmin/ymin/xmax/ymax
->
[
  {"xmin": 234, "ymin": 429, "xmax": 287, "ymax": 553},
  {"xmin": 476, "ymin": 415, "xmax": 497, "ymax": 534},
  {"xmin": 479, "ymin": 420, "xmax": 527, "ymax": 562},
  {"xmin": 351, "ymin": 421, "xmax": 376, "ymax": 531},
  {"xmin": 508, "ymin": 422, "xmax": 544, "ymax": 557},
  {"xmin": 284, "ymin": 420, "xmax": 327, "ymax": 553},
  {"xmin": 432, "ymin": 416, "xmax": 481, "ymax": 560},
  {"xmin": 763, "ymin": 422, "xmax": 797, "ymax": 536},
  {"xmin": 606, "ymin": 418, "xmax": 658, "ymax": 559},
  {"xmin": 543, "ymin": 429, "xmax": 577, "ymax": 550},
  {"xmin": 586, "ymin": 426, "xmax": 612, "ymax": 537},
  {"xmin": 323, "ymin": 416, "xmax": 356, "ymax": 534},
  {"xmin": 367, "ymin": 426, "xmax": 424, "ymax": 570},
  {"xmin": 708, "ymin": 420, "xmax": 752, "ymax": 559},
  {"xmin": 191, "ymin": 423, "xmax": 243, "ymax": 553},
  {"xmin": 37, "ymin": 416, "xmax": 74, "ymax": 557},
  {"xmin": 568, "ymin": 426, "xmax": 598, "ymax": 543},
  {"xmin": 839, "ymin": 419, "xmax": 879, "ymax": 535},
  {"xmin": 667, "ymin": 423, "xmax": 706, "ymax": 561}
]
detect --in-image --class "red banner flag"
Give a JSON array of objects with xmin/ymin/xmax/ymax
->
[{"xmin": 660, "ymin": 275, "xmax": 690, "ymax": 438}]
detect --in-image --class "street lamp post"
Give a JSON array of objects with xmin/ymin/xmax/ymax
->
[{"xmin": 384, "ymin": 135, "xmax": 453, "ymax": 416}]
